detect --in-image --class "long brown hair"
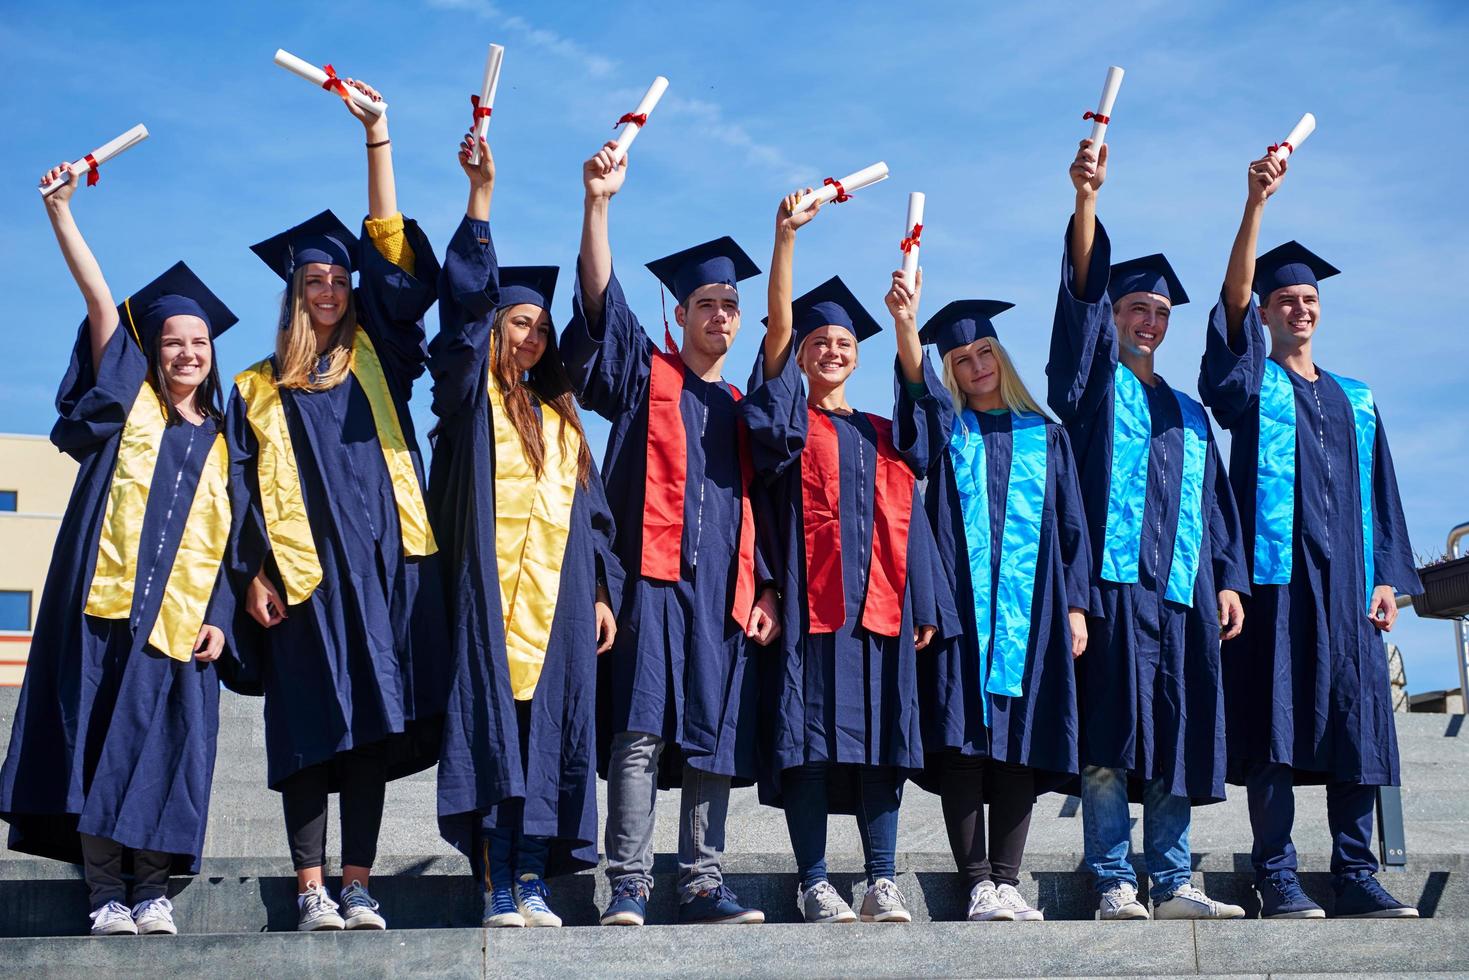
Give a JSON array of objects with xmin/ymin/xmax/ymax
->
[
  {"xmin": 274, "ymin": 266, "xmax": 358, "ymax": 390},
  {"xmin": 491, "ymin": 305, "xmax": 593, "ymax": 487}
]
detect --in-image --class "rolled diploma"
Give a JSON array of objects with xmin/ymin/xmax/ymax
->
[
  {"xmin": 609, "ymin": 75, "xmax": 669, "ymax": 165},
  {"xmin": 1271, "ymin": 112, "xmax": 1316, "ymax": 160},
  {"xmin": 1088, "ymin": 66, "xmax": 1125, "ymax": 145},
  {"xmin": 792, "ymin": 161, "xmax": 890, "ymax": 213},
  {"xmin": 39, "ymin": 124, "xmax": 149, "ymax": 197},
  {"xmin": 901, "ymin": 192, "xmax": 925, "ymax": 285},
  {"xmin": 469, "ymin": 43, "xmax": 505, "ymax": 166},
  {"xmin": 273, "ymin": 49, "xmax": 387, "ymax": 116}
]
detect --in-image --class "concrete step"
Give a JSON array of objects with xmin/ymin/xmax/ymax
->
[{"xmin": 0, "ymin": 920, "xmax": 1465, "ymax": 979}]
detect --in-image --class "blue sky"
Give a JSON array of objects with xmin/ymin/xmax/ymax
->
[{"xmin": 2, "ymin": 1, "xmax": 1466, "ymax": 691}]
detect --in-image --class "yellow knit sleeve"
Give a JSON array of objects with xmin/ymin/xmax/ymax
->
[{"xmin": 363, "ymin": 212, "xmax": 416, "ymax": 274}]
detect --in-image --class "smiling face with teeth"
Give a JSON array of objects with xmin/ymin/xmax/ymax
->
[
  {"xmin": 1112, "ymin": 290, "xmax": 1172, "ymax": 358},
  {"xmin": 301, "ymin": 261, "xmax": 352, "ymax": 330},
  {"xmin": 1260, "ymin": 283, "xmax": 1321, "ymax": 350}
]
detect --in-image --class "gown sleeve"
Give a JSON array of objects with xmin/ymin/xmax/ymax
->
[
  {"xmin": 1206, "ymin": 431, "xmax": 1251, "ymax": 595},
  {"xmin": 1051, "ymin": 425, "xmax": 1098, "ymax": 615},
  {"xmin": 740, "ymin": 347, "xmax": 808, "ymax": 482},
  {"xmin": 1368, "ymin": 406, "xmax": 1422, "ymax": 594},
  {"xmin": 1045, "ymin": 216, "xmax": 1117, "ymax": 425},
  {"xmin": 585, "ymin": 460, "xmax": 626, "ymax": 613},
  {"xmin": 904, "ymin": 480, "xmax": 961, "ymax": 639},
  {"xmin": 1199, "ymin": 295, "xmax": 1266, "ymax": 429},
  {"xmin": 429, "ymin": 216, "xmax": 499, "ymax": 423},
  {"xmin": 354, "ymin": 212, "xmax": 441, "ymax": 390},
  {"xmin": 224, "ymin": 389, "xmax": 271, "ymax": 587},
  {"xmin": 892, "ymin": 352, "xmax": 953, "ymax": 477},
  {"xmin": 561, "ymin": 266, "xmax": 653, "ymax": 421},
  {"xmin": 50, "ymin": 318, "xmax": 150, "ymax": 459}
]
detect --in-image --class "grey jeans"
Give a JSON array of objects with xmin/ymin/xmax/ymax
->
[{"xmin": 604, "ymin": 731, "xmax": 730, "ymax": 901}]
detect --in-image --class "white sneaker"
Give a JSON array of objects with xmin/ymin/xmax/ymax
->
[
  {"xmin": 514, "ymin": 876, "xmax": 563, "ymax": 928},
  {"xmin": 132, "ymin": 897, "xmax": 178, "ymax": 935},
  {"xmin": 341, "ymin": 880, "xmax": 387, "ymax": 930},
  {"xmin": 297, "ymin": 883, "xmax": 345, "ymax": 931},
  {"xmin": 89, "ymin": 900, "xmax": 138, "ymax": 936},
  {"xmin": 797, "ymin": 880, "xmax": 857, "ymax": 924},
  {"xmin": 995, "ymin": 883, "xmax": 1044, "ymax": 921},
  {"xmin": 967, "ymin": 881, "xmax": 1014, "ymax": 921},
  {"xmin": 858, "ymin": 878, "xmax": 912, "ymax": 923},
  {"xmin": 1099, "ymin": 882, "xmax": 1150, "ymax": 920},
  {"xmin": 1153, "ymin": 882, "xmax": 1246, "ymax": 919}
]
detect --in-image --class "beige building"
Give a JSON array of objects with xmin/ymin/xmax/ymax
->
[{"xmin": 0, "ymin": 433, "xmax": 77, "ymax": 686}]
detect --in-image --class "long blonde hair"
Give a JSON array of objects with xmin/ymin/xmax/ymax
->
[
  {"xmin": 274, "ymin": 266, "xmax": 358, "ymax": 390},
  {"xmin": 941, "ymin": 336, "xmax": 1051, "ymax": 419}
]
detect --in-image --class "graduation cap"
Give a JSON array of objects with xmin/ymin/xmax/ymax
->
[
  {"xmin": 645, "ymin": 236, "xmax": 760, "ymax": 307},
  {"xmin": 918, "ymin": 299, "xmax": 1015, "ymax": 357},
  {"xmin": 1253, "ymin": 240, "xmax": 1340, "ymax": 300},
  {"xmin": 497, "ymin": 266, "xmax": 559, "ymax": 311},
  {"xmin": 249, "ymin": 209, "xmax": 360, "ymax": 283},
  {"xmin": 117, "ymin": 260, "xmax": 238, "ymax": 353},
  {"xmin": 1107, "ymin": 253, "xmax": 1190, "ymax": 306},
  {"xmin": 783, "ymin": 275, "xmax": 882, "ymax": 346}
]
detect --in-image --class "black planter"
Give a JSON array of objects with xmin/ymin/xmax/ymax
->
[{"xmin": 1411, "ymin": 554, "xmax": 1469, "ymax": 620}]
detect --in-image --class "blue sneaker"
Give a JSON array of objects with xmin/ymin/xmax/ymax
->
[
  {"xmin": 484, "ymin": 884, "xmax": 525, "ymax": 928},
  {"xmin": 1257, "ymin": 873, "xmax": 1325, "ymax": 919},
  {"xmin": 1331, "ymin": 874, "xmax": 1419, "ymax": 919},
  {"xmin": 600, "ymin": 879, "xmax": 649, "ymax": 927},
  {"xmin": 678, "ymin": 884, "xmax": 764, "ymax": 924}
]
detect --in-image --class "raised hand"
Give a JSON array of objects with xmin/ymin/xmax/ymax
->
[
  {"xmin": 1070, "ymin": 138, "xmax": 1108, "ymax": 197},
  {"xmin": 885, "ymin": 267, "xmax": 922, "ymax": 326},
  {"xmin": 777, "ymin": 188, "xmax": 821, "ymax": 233},
  {"xmin": 340, "ymin": 77, "xmax": 387, "ymax": 132},
  {"xmin": 583, "ymin": 140, "xmax": 627, "ymax": 200},
  {"xmin": 40, "ymin": 162, "xmax": 76, "ymax": 207},
  {"xmin": 1246, "ymin": 152, "xmax": 1288, "ymax": 207},
  {"xmin": 458, "ymin": 133, "xmax": 494, "ymax": 187}
]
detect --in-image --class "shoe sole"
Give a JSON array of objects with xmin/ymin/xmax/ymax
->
[
  {"xmin": 298, "ymin": 919, "xmax": 345, "ymax": 932},
  {"xmin": 138, "ymin": 923, "xmax": 178, "ymax": 935},
  {"xmin": 1155, "ymin": 908, "xmax": 1247, "ymax": 920},
  {"xmin": 806, "ymin": 913, "xmax": 858, "ymax": 924},
  {"xmin": 599, "ymin": 914, "xmax": 644, "ymax": 926},
  {"xmin": 1332, "ymin": 909, "xmax": 1420, "ymax": 919},
  {"xmin": 1262, "ymin": 909, "xmax": 1327, "ymax": 919},
  {"xmin": 91, "ymin": 926, "xmax": 139, "ymax": 936},
  {"xmin": 681, "ymin": 912, "xmax": 765, "ymax": 924},
  {"xmin": 344, "ymin": 918, "xmax": 386, "ymax": 930},
  {"xmin": 484, "ymin": 914, "xmax": 526, "ymax": 928},
  {"xmin": 523, "ymin": 917, "xmax": 563, "ymax": 928},
  {"xmin": 1013, "ymin": 912, "xmax": 1045, "ymax": 921},
  {"xmin": 967, "ymin": 911, "xmax": 1015, "ymax": 922},
  {"xmin": 1100, "ymin": 912, "xmax": 1150, "ymax": 920},
  {"xmin": 860, "ymin": 913, "xmax": 913, "ymax": 923}
]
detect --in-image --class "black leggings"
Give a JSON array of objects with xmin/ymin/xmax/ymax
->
[
  {"xmin": 80, "ymin": 833, "xmax": 172, "ymax": 909},
  {"xmin": 936, "ymin": 754, "xmax": 1036, "ymax": 888},
  {"xmin": 280, "ymin": 742, "xmax": 388, "ymax": 871}
]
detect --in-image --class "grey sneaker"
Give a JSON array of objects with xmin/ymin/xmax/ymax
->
[
  {"xmin": 996, "ymin": 883, "xmax": 1044, "ymax": 921},
  {"xmin": 297, "ymin": 883, "xmax": 345, "ymax": 931},
  {"xmin": 89, "ymin": 900, "xmax": 138, "ymax": 936},
  {"xmin": 341, "ymin": 880, "xmax": 387, "ymax": 930},
  {"xmin": 859, "ymin": 877, "xmax": 912, "ymax": 923},
  {"xmin": 132, "ymin": 897, "xmax": 178, "ymax": 935},
  {"xmin": 966, "ymin": 881, "xmax": 1013, "ymax": 921},
  {"xmin": 1099, "ymin": 882, "xmax": 1150, "ymax": 920},
  {"xmin": 1154, "ymin": 883, "xmax": 1246, "ymax": 920},
  {"xmin": 798, "ymin": 880, "xmax": 857, "ymax": 924}
]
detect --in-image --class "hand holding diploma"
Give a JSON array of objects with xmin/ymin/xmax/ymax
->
[
  {"xmin": 792, "ymin": 161, "xmax": 889, "ymax": 214},
  {"xmin": 900, "ymin": 192, "xmax": 924, "ymax": 287},
  {"xmin": 610, "ymin": 76, "xmax": 669, "ymax": 165},
  {"xmin": 469, "ymin": 44, "xmax": 505, "ymax": 166},
  {"xmin": 1083, "ymin": 66, "xmax": 1125, "ymax": 146},
  {"xmin": 38, "ymin": 125, "xmax": 149, "ymax": 197},
  {"xmin": 274, "ymin": 49, "xmax": 388, "ymax": 116},
  {"xmin": 1269, "ymin": 112, "xmax": 1316, "ymax": 161}
]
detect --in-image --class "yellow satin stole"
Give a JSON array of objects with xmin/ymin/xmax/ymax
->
[
  {"xmin": 489, "ymin": 380, "xmax": 579, "ymax": 700},
  {"xmin": 83, "ymin": 386, "xmax": 231, "ymax": 662},
  {"xmin": 234, "ymin": 326, "xmax": 437, "ymax": 606}
]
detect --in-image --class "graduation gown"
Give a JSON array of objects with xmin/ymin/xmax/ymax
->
[
  {"xmin": 428, "ymin": 217, "xmax": 624, "ymax": 876},
  {"xmin": 225, "ymin": 217, "xmax": 450, "ymax": 790},
  {"xmin": 898, "ymin": 357, "xmax": 1091, "ymax": 794},
  {"xmin": 1046, "ymin": 218, "xmax": 1249, "ymax": 803},
  {"xmin": 1199, "ymin": 298, "xmax": 1419, "ymax": 787},
  {"xmin": 739, "ymin": 350, "xmax": 957, "ymax": 811},
  {"xmin": 562, "ymin": 270, "xmax": 773, "ymax": 788},
  {"xmin": 0, "ymin": 323, "xmax": 236, "ymax": 873}
]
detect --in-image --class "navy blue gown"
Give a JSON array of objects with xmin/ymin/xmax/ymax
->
[
  {"xmin": 562, "ymin": 271, "xmax": 773, "ymax": 788},
  {"xmin": 1046, "ymin": 218, "xmax": 1249, "ymax": 803},
  {"xmin": 739, "ymin": 350, "xmax": 957, "ymax": 810},
  {"xmin": 428, "ymin": 217, "xmax": 624, "ymax": 876},
  {"xmin": 0, "ymin": 324, "xmax": 234, "ymax": 873},
  {"xmin": 1198, "ymin": 298, "xmax": 1419, "ymax": 787},
  {"xmin": 225, "ymin": 218, "xmax": 449, "ymax": 790}
]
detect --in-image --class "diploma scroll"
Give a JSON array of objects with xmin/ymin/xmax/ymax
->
[
  {"xmin": 1084, "ymin": 66, "xmax": 1125, "ymax": 145},
  {"xmin": 900, "ymin": 192, "xmax": 925, "ymax": 286},
  {"xmin": 39, "ymin": 125, "xmax": 150, "ymax": 197},
  {"xmin": 792, "ymin": 162, "xmax": 890, "ymax": 214},
  {"xmin": 1270, "ymin": 112, "xmax": 1316, "ymax": 161},
  {"xmin": 468, "ymin": 44, "xmax": 505, "ymax": 166},
  {"xmin": 274, "ymin": 49, "xmax": 388, "ymax": 116},
  {"xmin": 609, "ymin": 75, "xmax": 669, "ymax": 165}
]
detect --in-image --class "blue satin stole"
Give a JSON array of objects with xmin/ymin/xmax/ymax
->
[
  {"xmin": 949, "ymin": 409, "xmax": 1048, "ymax": 724},
  {"xmin": 1100, "ymin": 365, "xmax": 1208, "ymax": 607}
]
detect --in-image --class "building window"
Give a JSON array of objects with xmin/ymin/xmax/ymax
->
[
  {"xmin": 0, "ymin": 591, "xmax": 30, "ymax": 631},
  {"xmin": 0, "ymin": 490, "xmax": 15, "ymax": 512}
]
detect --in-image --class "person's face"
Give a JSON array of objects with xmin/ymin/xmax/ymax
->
[
  {"xmin": 1112, "ymin": 291, "xmax": 1171, "ymax": 357},
  {"xmin": 500, "ymin": 303, "xmax": 551, "ymax": 372},
  {"xmin": 797, "ymin": 324, "xmax": 858, "ymax": 387},
  {"xmin": 948, "ymin": 338, "xmax": 1000, "ymax": 399},
  {"xmin": 302, "ymin": 262, "xmax": 351, "ymax": 329},
  {"xmin": 674, "ymin": 283, "xmax": 741, "ymax": 358},
  {"xmin": 1260, "ymin": 284, "xmax": 1321, "ymax": 346},
  {"xmin": 157, "ymin": 315, "xmax": 212, "ymax": 394}
]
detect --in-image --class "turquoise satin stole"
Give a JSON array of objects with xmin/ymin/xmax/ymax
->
[
  {"xmin": 1255, "ymin": 364, "xmax": 1376, "ymax": 607},
  {"xmin": 948, "ymin": 409, "xmax": 1049, "ymax": 724},
  {"xmin": 1101, "ymin": 366, "xmax": 1209, "ymax": 606}
]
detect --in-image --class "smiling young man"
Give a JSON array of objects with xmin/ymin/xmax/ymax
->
[
  {"xmin": 1199, "ymin": 151, "xmax": 1421, "ymax": 920},
  {"xmin": 561, "ymin": 142, "xmax": 781, "ymax": 926},
  {"xmin": 1047, "ymin": 139, "xmax": 1250, "ymax": 922}
]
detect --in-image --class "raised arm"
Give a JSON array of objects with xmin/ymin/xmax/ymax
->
[
  {"xmin": 886, "ymin": 267, "xmax": 923, "ymax": 385},
  {"xmin": 337, "ymin": 75, "xmax": 396, "ymax": 219},
  {"xmin": 1222, "ymin": 152, "xmax": 1288, "ymax": 337},
  {"xmin": 577, "ymin": 141, "xmax": 627, "ymax": 327},
  {"xmin": 764, "ymin": 189, "xmax": 821, "ymax": 379},
  {"xmin": 41, "ymin": 165, "xmax": 116, "ymax": 367},
  {"xmin": 1068, "ymin": 139, "xmax": 1106, "ymax": 297}
]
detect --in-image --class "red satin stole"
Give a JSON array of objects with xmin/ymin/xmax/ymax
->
[{"xmin": 800, "ymin": 412, "xmax": 914, "ymax": 638}]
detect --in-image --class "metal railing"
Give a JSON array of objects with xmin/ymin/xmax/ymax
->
[{"xmin": 1450, "ymin": 521, "xmax": 1469, "ymax": 702}]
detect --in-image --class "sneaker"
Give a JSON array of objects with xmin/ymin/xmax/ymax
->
[
  {"xmin": 515, "ymin": 875, "xmax": 563, "ymax": 928},
  {"xmin": 340, "ymin": 880, "xmax": 386, "ymax": 930},
  {"xmin": 1099, "ymin": 882, "xmax": 1150, "ymax": 920},
  {"xmin": 797, "ymin": 880, "xmax": 857, "ymax": 924},
  {"xmin": 995, "ymin": 883, "xmax": 1044, "ymax": 921},
  {"xmin": 600, "ymin": 879, "xmax": 648, "ymax": 927},
  {"xmin": 966, "ymin": 881, "xmax": 1014, "ymax": 922},
  {"xmin": 1331, "ymin": 874, "xmax": 1420, "ymax": 919},
  {"xmin": 678, "ymin": 885, "xmax": 765, "ymax": 924},
  {"xmin": 859, "ymin": 877, "xmax": 912, "ymax": 923},
  {"xmin": 1154, "ymin": 883, "xmax": 1246, "ymax": 920},
  {"xmin": 89, "ymin": 900, "xmax": 139, "ymax": 936},
  {"xmin": 484, "ymin": 885, "xmax": 525, "ymax": 928},
  {"xmin": 297, "ymin": 882, "xmax": 345, "ymax": 931},
  {"xmin": 1257, "ymin": 873, "xmax": 1325, "ymax": 919},
  {"xmin": 132, "ymin": 897, "xmax": 178, "ymax": 935}
]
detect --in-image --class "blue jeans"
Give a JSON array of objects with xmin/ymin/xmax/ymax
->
[
  {"xmin": 477, "ymin": 807, "xmax": 550, "ymax": 891},
  {"xmin": 1081, "ymin": 765, "xmax": 1192, "ymax": 901},
  {"xmin": 781, "ymin": 764, "xmax": 902, "ymax": 888},
  {"xmin": 1245, "ymin": 762, "xmax": 1377, "ymax": 882}
]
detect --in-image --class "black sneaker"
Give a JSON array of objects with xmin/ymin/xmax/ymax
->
[{"xmin": 1257, "ymin": 873, "xmax": 1325, "ymax": 919}]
